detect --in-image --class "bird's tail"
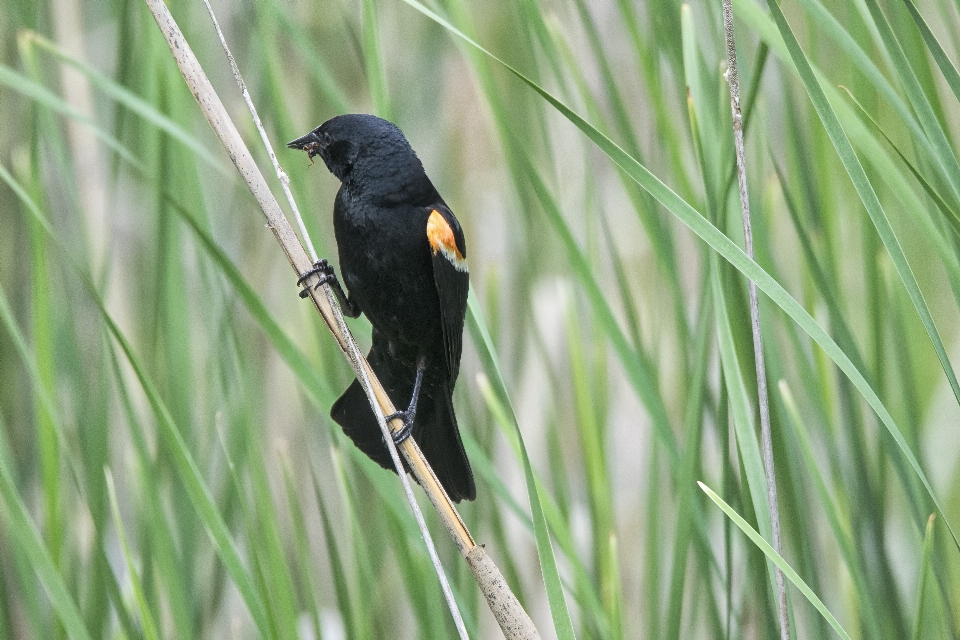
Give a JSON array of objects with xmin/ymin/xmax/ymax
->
[
  {"xmin": 416, "ymin": 385, "xmax": 475, "ymax": 502},
  {"xmin": 330, "ymin": 338, "xmax": 475, "ymax": 502}
]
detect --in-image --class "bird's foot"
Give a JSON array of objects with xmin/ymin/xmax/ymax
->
[
  {"xmin": 384, "ymin": 356, "xmax": 426, "ymax": 446},
  {"xmin": 297, "ymin": 259, "xmax": 335, "ymax": 299},
  {"xmin": 384, "ymin": 408, "xmax": 415, "ymax": 445}
]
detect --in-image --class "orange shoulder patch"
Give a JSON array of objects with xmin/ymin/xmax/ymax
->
[{"xmin": 427, "ymin": 210, "xmax": 467, "ymax": 270}]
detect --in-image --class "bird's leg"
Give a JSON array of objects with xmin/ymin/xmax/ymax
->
[
  {"xmin": 384, "ymin": 356, "xmax": 426, "ymax": 445},
  {"xmin": 297, "ymin": 259, "xmax": 361, "ymax": 318}
]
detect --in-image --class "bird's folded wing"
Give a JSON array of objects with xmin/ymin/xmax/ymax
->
[{"xmin": 426, "ymin": 205, "xmax": 469, "ymax": 384}]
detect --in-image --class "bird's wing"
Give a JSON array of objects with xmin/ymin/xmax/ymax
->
[{"xmin": 425, "ymin": 205, "xmax": 469, "ymax": 384}]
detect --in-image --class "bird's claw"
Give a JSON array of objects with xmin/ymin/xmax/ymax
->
[
  {"xmin": 384, "ymin": 356, "xmax": 425, "ymax": 445},
  {"xmin": 298, "ymin": 259, "xmax": 335, "ymax": 298},
  {"xmin": 385, "ymin": 410, "xmax": 414, "ymax": 445}
]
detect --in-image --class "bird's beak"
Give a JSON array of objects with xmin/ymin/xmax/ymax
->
[{"xmin": 286, "ymin": 131, "xmax": 321, "ymax": 151}]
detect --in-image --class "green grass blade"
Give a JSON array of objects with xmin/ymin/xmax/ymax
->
[
  {"xmin": 568, "ymin": 0, "xmax": 683, "ymax": 284},
  {"xmin": 664, "ymin": 285, "xmax": 713, "ymax": 640},
  {"xmin": 474, "ymin": 376, "xmax": 612, "ymax": 637},
  {"xmin": 105, "ymin": 469, "xmax": 161, "ymax": 640},
  {"xmin": 396, "ymin": 0, "xmax": 960, "ymax": 550},
  {"xmin": 468, "ymin": 292, "xmax": 577, "ymax": 640},
  {"xmin": 0, "ymin": 431, "xmax": 92, "ymax": 640},
  {"xmin": 771, "ymin": 161, "xmax": 872, "ymax": 375},
  {"xmin": 0, "ymin": 163, "xmax": 272, "ymax": 637},
  {"xmin": 565, "ymin": 308, "xmax": 620, "ymax": 637},
  {"xmin": 711, "ymin": 256, "xmax": 775, "ymax": 580},
  {"xmin": 699, "ymin": 482, "xmax": 852, "ymax": 640},
  {"xmin": 99, "ymin": 282, "xmax": 272, "ymax": 639},
  {"xmin": 262, "ymin": 0, "xmax": 352, "ymax": 114},
  {"xmin": 519, "ymin": 153, "xmax": 677, "ymax": 464},
  {"xmin": 777, "ymin": 381, "xmax": 885, "ymax": 639},
  {"xmin": 362, "ymin": 0, "xmax": 391, "ymax": 120},
  {"xmin": 173, "ymin": 206, "xmax": 338, "ymax": 407},
  {"xmin": 8, "ymin": 0, "xmax": 960, "ymax": 634},
  {"xmin": 792, "ymin": 0, "xmax": 935, "ymax": 174},
  {"xmin": 903, "ymin": 0, "xmax": 960, "ymax": 105},
  {"xmin": 220, "ymin": 426, "xmax": 299, "ymax": 639},
  {"xmin": 0, "ymin": 63, "xmax": 141, "ymax": 169},
  {"xmin": 280, "ymin": 455, "xmax": 324, "ymax": 640},
  {"xmin": 106, "ymin": 343, "xmax": 194, "ymax": 639},
  {"xmin": 0, "ymin": 282, "xmax": 96, "ymax": 640},
  {"xmin": 860, "ymin": 0, "xmax": 960, "ymax": 205},
  {"xmin": 911, "ymin": 514, "xmax": 938, "ymax": 640},
  {"xmin": 20, "ymin": 31, "xmax": 229, "ymax": 175},
  {"xmin": 762, "ymin": 0, "xmax": 960, "ymax": 412},
  {"xmin": 0, "ymin": 202, "xmax": 119, "ymax": 599},
  {"xmin": 840, "ymin": 87, "xmax": 960, "ymax": 239},
  {"xmin": 734, "ymin": 0, "xmax": 960, "ymax": 302},
  {"xmin": 831, "ymin": 90, "xmax": 960, "ymax": 307},
  {"xmin": 314, "ymin": 468, "xmax": 362, "ymax": 639}
]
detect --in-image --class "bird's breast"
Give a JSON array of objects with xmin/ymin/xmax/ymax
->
[{"xmin": 334, "ymin": 199, "xmax": 442, "ymax": 351}]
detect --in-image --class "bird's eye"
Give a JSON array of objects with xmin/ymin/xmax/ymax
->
[{"xmin": 321, "ymin": 132, "xmax": 333, "ymax": 147}]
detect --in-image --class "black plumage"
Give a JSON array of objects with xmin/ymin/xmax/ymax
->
[{"xmin": 288, "ymin": 114, "xmax": 475, "ymax": 502}]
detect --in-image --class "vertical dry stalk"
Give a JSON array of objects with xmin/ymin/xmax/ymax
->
[
  {"xmin": 197, "ymin": 2, "xmax": 466, "ymax": 634},
  {"xmin": 720, "ymin": 1, "xmax": 790, "ymax": 638},
  {"xmin": 143, "ymin": 0, "xmax": 540, "ymax": 637}
]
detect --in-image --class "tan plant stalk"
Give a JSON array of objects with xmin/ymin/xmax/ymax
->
[
  {"xmin": 721, "ymin": 1, "xmax": 790, "ymax": 638},
  {"xmin": 143, "ymin": 0, "xmax": 539, "ymax": 637},
  {"xmin": 198, "ymin": 0, "xmax": 468, "ymax": 635}
]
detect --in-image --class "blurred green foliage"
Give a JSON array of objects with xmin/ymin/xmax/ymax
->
[{"xmin": 1, "ymin": 0, "xmax": 959, "ymax": 637}]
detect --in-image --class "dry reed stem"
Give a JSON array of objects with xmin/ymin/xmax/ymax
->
[
  {"xmin": 143, "ymin": 0, "xmax": 539, "ymax": 636},
  {"xmin": 198, "ymin": 1, "xmax": 466, "ymax": 634},
  {"xmin": 720, "ymin": 1, "xmax": 790, "ymax": 638}
]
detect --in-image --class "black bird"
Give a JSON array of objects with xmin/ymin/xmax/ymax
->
[{"xmin": 288, "ymin": 114, "xmax": 475, "ymax": 502}]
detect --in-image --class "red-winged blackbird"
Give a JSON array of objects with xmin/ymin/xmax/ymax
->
[{"xmin": 288, "ymin": 114, "xmax": 475, "ymax": 502}]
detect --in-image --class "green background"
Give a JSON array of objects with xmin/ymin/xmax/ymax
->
[{"xmin": 1, "ymin": 0, "xmax": 959, "ymax": 637}]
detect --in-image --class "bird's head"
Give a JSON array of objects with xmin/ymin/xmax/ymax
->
[{"xmin": 287, "ymin": 114, "xmax": 429, "ymax": 195}]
